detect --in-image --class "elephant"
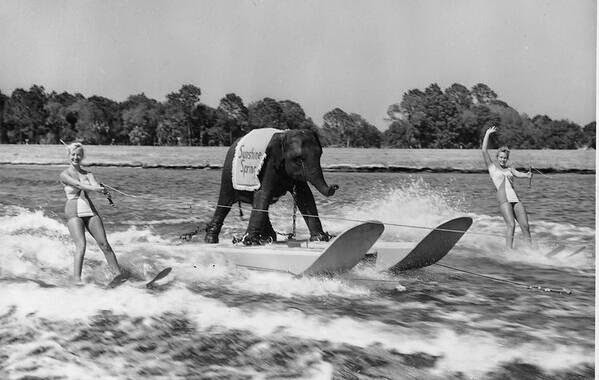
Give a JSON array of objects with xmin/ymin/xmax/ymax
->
[{"xmin": 204, "ymin": 129, "xmax": 339, "ymax": 245}]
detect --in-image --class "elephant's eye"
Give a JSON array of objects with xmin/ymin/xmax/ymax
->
[{"xmin": 294, "ymin": 157, "xmax": 303, "ymax": 165}]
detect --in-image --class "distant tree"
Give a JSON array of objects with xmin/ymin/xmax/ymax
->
[
  {"xmin": 583, "ymin": 121, "xmax": 595, "ymax": 149},
  {"xmin": 348, "ymin": 113, "xmax": 382, "ymax": 148},
  {"xmin": 471, "ymin": 83, "xmax": 498, "ymax": 105},
  {"xmin": 165, "ymin": 84, "xmax": 202, "ymax": 145},
  {"xmin": 156, "ymin": 118, "xmax": 185, "ymax": 146},
  {"xmin": 212, "ymin": 93, "xmax": 248, "ymax": 145},
  {"xmin": 0, "ymin": 90, "xmax": 7, "ymax": 143},
  {"xmin": 278, "ymin": 100, "xmax": 319, "ymax": 132},
  {"xmin": 445, "ymin": 83, "xmax": 473, "ymax": 110},
  {"xmin": 4, "ymin": 85, "xmax": 48, "ymax": 143},
  {"xmin": 44, "ymin": 91, "xmax": 79, "ymax": 143},
  {"xmin": 192, "ymin": 103, "xmax": 217, "ymax": 145},
  {"xmin": 248, "ymin": 97, "xmax": 286, "ymax": 130},
  {"xmin": 121, "ymin": 94, "xmax": 161, "ymax": 145},
  {"xmin": 87, "ymin": 95, "xmax": 122, "ymax": 144},
  {"xmin": 487, "ymin": 102, "xmax": 537, "ymax": 148},
  {"xmin": 383, "ymin": 120, "xmax": 419, "ymax": 148},
  {"xmin": 322, "ymin": 108, "xmax": 355, "ymax": 147},
  {"xmin": 540, "ymin": 119, "xmax": 585, "ymax": 149},
  {"xmin": 456, "ymin": 106, "xmax": 499, "ymax": 148},
  {"xmin": 322, "ymin": 108, "xmax": 381, "ymax": 147}
]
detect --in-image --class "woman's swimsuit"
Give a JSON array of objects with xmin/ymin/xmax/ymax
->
[
  {"xmin": 488, "ymin": 164, "xmax": 519, "ymax": 204},
  {"xmin": 64, "ymin": 173, "xmax": 98, "ymax": 219}
]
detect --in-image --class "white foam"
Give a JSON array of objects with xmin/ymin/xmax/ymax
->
[{"xmin": 0, "ymin": 285, "xmax": 592, "ymax": 376}]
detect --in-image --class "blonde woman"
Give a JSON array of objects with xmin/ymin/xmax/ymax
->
[
  {"xmin": 60, "ymin": 143, "xmax": 124, "ymax": 283},
  {"xmin": 482, "ymin": 126, "xmax": 532, "ymax": 249}
]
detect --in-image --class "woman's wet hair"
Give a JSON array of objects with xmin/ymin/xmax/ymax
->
[{"xmin": 496, "ymin": 146, "xmax": 510, "ymax": 158}]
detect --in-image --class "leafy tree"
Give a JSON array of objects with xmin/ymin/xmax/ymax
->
[
  {"xmin": 486, "ymin": 103, "xmax": 536, "ymax": 148},
  {"xmin": 540, "ymin": 119, "xmax": 584, "ymax": 149},
  {"xmin": 322, "ymin": 108, "xmax": 382, "ymax": 147},
  {"xmin": 156, "ymin": 118, "xmax": 185, "ymax": 146},
  {"xmin": 165, "ymin": 84, "xmax": 202, "ymax": 145},
  {"xmin": 322, "ymin": 108, "xmax": 355, "ymax": 147},
  {"xmin": 0, "ymin": 90, "xmax": 7, "ymax": 143},
  {"xmin": 248, "ymin": 97, "xmax": 286, "ymax": 130},
  {"xmin": 193, "ymin": 103, "xmax": 217, "ymax": 145},
  {"xmin": 121, "ymin": 93, "xmax": 161, "ymax": 145},
  {"xmin": 87, "ymin": 95, "xmax": 122, "ymax": 144},
  {"xmin": 348, "ymin": 113, "xmax": 382, "ymax": 148},
  {"xmin": 383, "ymin": 120, "xmax": 419, "ymax": 148},
  {"xmin": 445, "ymin": 83, "xmax": 473, "ymax": 110},
  {"xmin": 278, "ymin": 100, "xmax": 319, "ymax": 131},
  {"xmin": 4, "ymin": 85, "xmax": 48, "ymax": 143},
  {"xmin": 471, "ymin": 83, "xmax": 498, "ymax": 105},
  {"xmin": 583, "ymin": 121, "xmax": 595, "ymax": 149},
  {"xmin": 44, "ymin": 91, "xmax": 79, "ymax": 144},
  {"xmin": 212, "ymin": 93, "xmax": 248, "ymax": 145}
]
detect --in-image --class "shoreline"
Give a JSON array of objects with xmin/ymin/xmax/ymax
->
[
  {"xmin": 0, "ymin": 161, "xmax": 594, "ymax": 174},
  {"xmin": 0, "ymin": 145, "xmax": 595, "ymax": 174}
]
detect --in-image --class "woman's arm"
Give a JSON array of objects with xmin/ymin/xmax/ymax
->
[
  {"xmin": 509, "ymin": 167, "xmax": 532, "ymax": 179},
  {"xmin": 60, "ymin": 170, "xmax": 104, "ymax": 193},
  {"xmin": 481, "ymin": 126, "xmax": 496, "ymax": 168}
]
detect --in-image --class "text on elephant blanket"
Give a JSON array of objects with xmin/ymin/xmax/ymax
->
[
  {"xmin": 232, "ymin": 128, "xmax": 283, "ymax": 191},
  {"xmin": 238, "ymin": 145, "xmax": 261, "ymax": 174}
]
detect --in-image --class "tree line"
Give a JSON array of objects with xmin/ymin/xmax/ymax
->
[{"xmin": 0, "ymin": 83, "xmax": 594, "ymax": 149}]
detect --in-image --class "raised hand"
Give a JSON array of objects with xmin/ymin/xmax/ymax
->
[{"xmin": 486, "ymin": 126, "xmax": 497, "ymax": 135}]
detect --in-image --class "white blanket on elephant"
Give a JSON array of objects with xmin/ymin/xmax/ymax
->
[{"xmin": 232, "ymin": 128, "xmax": 284, "ymax": 191}]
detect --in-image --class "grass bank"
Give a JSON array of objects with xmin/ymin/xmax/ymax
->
[{"xmin": 0, "ymin": 145, "xmax": 594, "ymax": 173}]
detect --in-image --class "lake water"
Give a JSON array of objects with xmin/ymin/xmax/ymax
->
[{"xmin": 0, "ymin": 165, "xmax": 595, "ymax": 379}]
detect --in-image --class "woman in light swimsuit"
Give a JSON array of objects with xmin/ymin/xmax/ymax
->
[
  {"xmin": 60, "ymin": 143, "xmax": 124, "ymax": 283},
  {"xmin": 482, "ymin": 126, "xmax": 532, "ymax": 249}
]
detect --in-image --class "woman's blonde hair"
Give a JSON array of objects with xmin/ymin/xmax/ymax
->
[
  {"xmin": 496, "ymin": 146, "xmax": 510, "ymax": 158},
  {"xmin": 67, "ymin": 142, "xmax": 84, "ymax": 157}
]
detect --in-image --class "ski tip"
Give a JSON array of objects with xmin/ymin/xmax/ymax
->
[{"xmin": 146, "ymin": 267, "xmax": 172, "ymax": 288}]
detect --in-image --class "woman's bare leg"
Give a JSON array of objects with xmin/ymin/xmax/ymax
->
[
  {"xmin": 67, "ymin": 217, "xmax": 86, "ymax": 282},
  {"xmin": 85, "ymin": 215, "xmax": 122, "ymax": 276},
  {"xmin": 513, "ymin": 202, "xmax": 532, "ymax": 246},
  {"xmin": 498, "ymin": 202, "xmax": 516, "ymax": 249}
]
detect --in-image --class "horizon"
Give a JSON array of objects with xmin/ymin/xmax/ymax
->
[{"xmin": 0, "ymin": 0, "xmax": 596, "ymax": 129}]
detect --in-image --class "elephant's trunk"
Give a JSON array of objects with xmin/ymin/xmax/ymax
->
[{"xmin": 306, "ymin": 167, "xmax": 339, "ymax": 197}]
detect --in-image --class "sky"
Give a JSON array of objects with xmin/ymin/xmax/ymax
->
[{"xmin": 0, "ymin": 0, "xmax": 596, "ymax": 128}]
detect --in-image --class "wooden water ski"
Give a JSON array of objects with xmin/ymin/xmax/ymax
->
[
  {"xmin": 374, "ymin": 217, "xmax": 472, "ymax": 273},
  {"xmin": 209, "ymin": 221, "xmax": 385, "ymax": 276},
  {"xmin": 107, "ymin": 267, "xmax": 172, "ymax": 289}
]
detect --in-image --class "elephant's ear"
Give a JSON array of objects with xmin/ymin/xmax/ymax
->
[{"xmin": 265, "ymin": 132, "xmax": 286, "ymax": 171}]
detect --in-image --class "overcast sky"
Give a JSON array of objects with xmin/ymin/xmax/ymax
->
[{"xmin": 0, "ymin": 0, "xmax": 596, "ymax": 128}]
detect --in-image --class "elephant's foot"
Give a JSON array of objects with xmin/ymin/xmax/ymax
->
[
  {"xmin": 310, "ymin": 231, "xmax": 334, "ymax": 242},
  {"xmin": 234, "ymin": 233, "xmax": 274, "ymax": 246},
  {"xmin": 204, "ymin": 222, "xmax": 222, "ymax": 244}
]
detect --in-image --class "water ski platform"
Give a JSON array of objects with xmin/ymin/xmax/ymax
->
[
  {"xmin": 205, "ymin": 217, "xmax": 472, "ymax": 276},
  {"xmin": 209, "ymin": 221, "xmax": 384, "ymax": 276}
]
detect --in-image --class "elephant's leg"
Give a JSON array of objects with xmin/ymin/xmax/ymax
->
[
  {"xmin": 293, "ymin": 182, "xmax": 330, "ymax": 241},
  {"xmin": 204, "ymin": 170, "xmax": 236, "ymax": 244},
  {"xmin": 261, "ymin": 215, "xmax": 277, "ymax": 242},
  {"xmin": 243, "ymin": 187, "xmax": 274, "ymax": 244}
]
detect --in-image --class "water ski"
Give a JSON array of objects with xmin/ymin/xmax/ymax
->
[
  {"xmin": 374, "ymin": 217, "xmax": 472, "ymax": 273},
  {"xmin": 107, "ymin": 267, "xmax": 172, "ymax": 289},
  {"xmin": 145, "ymin": 267, "xmax": 172, "ymax": 288},
  {"xmin": 209, "ymin": 221, "xmax": 385, "ymax": 276}
]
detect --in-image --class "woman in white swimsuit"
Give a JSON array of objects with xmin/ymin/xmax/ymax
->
[
  {"xmin": 482, "ymin": 126, "xmax": 532, "ymax": 249},
  {"xmin": 60, "ymin": 143, "xmax": 124, "ymax": 283}
]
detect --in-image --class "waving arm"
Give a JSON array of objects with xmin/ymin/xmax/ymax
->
[{"xmin": 481, "ymin": 126, "xmax": 496, "ymax": 168}]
